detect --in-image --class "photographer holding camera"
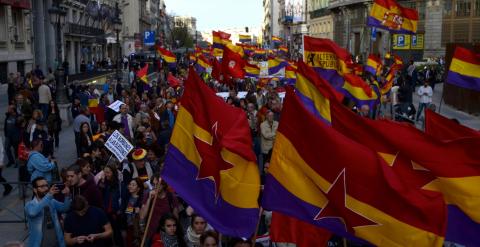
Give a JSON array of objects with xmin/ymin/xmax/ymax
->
[{"xmin": 25, "ymin": 176, "xmax": 70, "ymax": 247}]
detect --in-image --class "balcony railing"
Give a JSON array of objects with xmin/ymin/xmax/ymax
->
[
  {"xmin": 65, "ymin": 22, "xmax": 105, "ymax": 37},
  {"xmin": 310, "ymin": 8, "xmax": 330, "ymax": 19}
]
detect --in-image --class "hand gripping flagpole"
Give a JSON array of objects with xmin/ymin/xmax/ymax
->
[{"xmin": 140, "ymin": 180, "xmax": 162, "ymax": 247}]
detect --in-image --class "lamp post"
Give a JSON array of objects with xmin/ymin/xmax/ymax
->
[
  {"xmin": 48, "ymin": 0, "xmax": 67, "ymax": 104},
  {"xmin": 113, "ymin": 17, "xmax": 122, "ymax": 82}
]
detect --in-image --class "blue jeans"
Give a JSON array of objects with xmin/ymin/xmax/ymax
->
[
  {"xmin": 416, "ymin": 102, "xmax": 430, "ymax": 120},
  {"xmin": 39, "ymin": 103, "xmax": 49, "ymax": 121}
]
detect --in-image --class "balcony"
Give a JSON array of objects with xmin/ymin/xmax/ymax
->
[
  {"xmin": 310, "ymin": 8, "xmax": 330, "ymax": 19},
  {"xmin": 64, "ymin": 22, "xmax": 105, "ymax": 37}
]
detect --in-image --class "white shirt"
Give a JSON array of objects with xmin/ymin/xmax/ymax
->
[{"xmin": 417, "ymin": 85, "xmax": 433, "ymax": 104}]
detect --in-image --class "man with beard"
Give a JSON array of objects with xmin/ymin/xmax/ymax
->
[{"xmin": 25, "ymin": 176, "xmax": 71, "ymax": 247}]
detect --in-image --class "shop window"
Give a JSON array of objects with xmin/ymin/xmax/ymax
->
[{"xmin": 456, "ymin": 0, "xmax": 472, "ymax": 17}]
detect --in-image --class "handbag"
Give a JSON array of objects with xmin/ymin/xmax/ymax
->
[{"xmin": 18, "ymin": 141, "xmax": 30, "ymax": 161}]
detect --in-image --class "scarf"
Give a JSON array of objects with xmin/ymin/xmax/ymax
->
[
  {"xmin": 186, "ymin": 226, "xmax": 201, "ymax": 247},
  {"xmin": 121, "ymin": 114, "xmax": 131, "ymax": 137},
  {"xmin": 161, "ymin": 231, "xmax": 179, "ymax": 247}
]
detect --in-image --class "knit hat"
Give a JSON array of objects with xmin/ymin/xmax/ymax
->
[{"xmin": 132, "ymin": 148, "xmax": 147, "ymax": 160}]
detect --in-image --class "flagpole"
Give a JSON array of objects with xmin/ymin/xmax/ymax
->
[
  {"xmin": 140, "ymin": 180, "xmax": 161, "ymax": 247},
  {"xmin": 251, "ymin": 207, "xmax": 264, "ymax": 246}
]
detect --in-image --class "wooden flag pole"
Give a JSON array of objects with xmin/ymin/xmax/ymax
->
[
  {"xmin": 140, "ymin": 180, "xmax": 161, "ymax": 247},
  {"xmin": 251, "ymin": 207, "xmax": 264, "ymax": 246}
]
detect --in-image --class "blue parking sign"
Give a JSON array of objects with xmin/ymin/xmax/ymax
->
[
  {"xmin": 144, "ymin": 31, "xmax": 155, "ymax": 46},
  {"xmin": 397, "ymin": 35, "xmax": 405, "ymax": 47},
  {"xmin": 412, "ymin": 35, "xmax": 417, "ymax": 46}
]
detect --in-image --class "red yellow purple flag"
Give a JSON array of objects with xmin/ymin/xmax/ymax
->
[
  {"xmin": 367, "ymin": 0, "xmax": 419, "ymax": 34},
  {"xmin": 262, "ymin": 88, "xmax": 447, "ymax": 246},
  {"xmin": 162, "ymin": 68, "xmax": 260, "ymax": 237},
  {"xmin": 136, "ymin": 63, "xmax": 148, "ymax": 83},
  {"xmin": 425, "ymin": 109, "xmax": 480, "ymax": 141},
  {"xmin": 330, "ymin": 100, "xmax": 480, "ymax": 247},
  {"xmin": 446, "ymin": 46, "xmax": 480, "ymax": 92}
]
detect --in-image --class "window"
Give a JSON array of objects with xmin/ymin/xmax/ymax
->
[
  {"xmin": 444, "ymin": 0, "xmax": 453, "ymax": 17},
  {"xmin": 72, "ymin": 10, "xmax": 77, "ymax": 23},
  {"xmin": 417, "ymin": 1, "xmax": 426, "ymax": 20},
  {"xmin": 475, "ymin": 0, "xmax": 480, "ymax": 16},
  {"xmin": 456, "ymin": 0, "xmax": 472, "ymax": 17},
  {"xmin": 0, "ymin": 6, "xmax": 6, "ymax": 41},
  {"xmin": 11, "ymin": 8, "xmax": 24, "ymax": 41}
]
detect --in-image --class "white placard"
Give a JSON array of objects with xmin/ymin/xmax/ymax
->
[
  {"xmin": 104, "ymin": 130, "xmax": 134, "ymax": 161},
  {"xmin": 108, "ymin": 100, "xmax": 124, "ymax": 112}
]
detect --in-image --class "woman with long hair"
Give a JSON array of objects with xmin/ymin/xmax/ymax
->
[
  {"xmin": 47, "ymin": 100, "xmax": 61, "ymax": 148},
  {"xmin": 99, "ymin": 164, "xmax": 126, "ymax": 247},
  {"xmin": 152, "ymin": 213, "xmax": 187, "ymax": 247},
  {"xmin": 123, "ymin": 178, "xmax": 144, "ymax": 247},
  {"xmin": 185, "ymin": 214, "xmax": 209, "ymax": 247},
  {"xmin": 78, "ymin": 122, "xmax": 93, "ymax": 156},
  {"xmin": 199, "ymin": 231, "xmax": 218, "ymax": 247}
]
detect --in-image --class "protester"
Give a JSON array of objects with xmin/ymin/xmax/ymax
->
[
  {"xmin": 199, "ymin": 231, "xmax": 219, "ymax": 247},
  {"xmin": 73, "ymin": 106, "xmax": 91, "ymax": 157},
  {"xmin": 25, "ymin": 176, "xmax": 71, "ymax": 247},
  {"xmin": 97, "ymin": 164, "xmax": 126, "ymax": 246},
  {"xmin": 185, "ymin": 214, "xmax": 210, "ymax": 247},
  {"xmin": 0, "ymin": 137, "xmax": 13, "ymax": 196},
  {"xmin": 416, "ymin": 80, "xmax": 433, "ymax": 121},
  {"xmin": 260, "ymin": 111, "xmax": 278, "ymax": 167},
  {"xmin": 141, "ymin": 178, "xmax": 180, "ymax": 243},
  {"xmin": 47, "ymin": 100, "xmax": 62, "ymax": 148},
  {"xmin": 151, "ymin": 213, "xmax": 188, "ymax": 247},
  {"xmin": 4, "ymin": 105, "xmax": 20, "ymax": 167},
  {"xmin": 79, "ymin": 122, "xmax": 94, "ymax": 155},
  {"xmin": 123, "ymin": 178, "xmax": 144, "ymax": 247},
  {"xmin": 38, "ymin": 80, "xmax": 52, "ymax": 120},
  {"xmin": 66, "ymin": 164, "xmax": 103, "ymax": 209},
  {"xmin": 27, "ymin": 139, "xmax": 56, "ymax": 183},
  {"xmin": 114, "ymin": 104, "xmax": 135, "ymax": 139},
  {"xmin": 63, "ymin": 195, "xmax": 113, "ymax": 246},
  {"xmin": 128, "ymin": 148, "xmax": 154, "ymax": 183}
]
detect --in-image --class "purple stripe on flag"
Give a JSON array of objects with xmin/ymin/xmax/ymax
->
[
  {"xmin": 168, "ymin": 62, "xmax": 176, "ymax": 70},
  {"xmin": 262, "ymin": 174, "xmax": 369, "ymax": 245},
  {"xmin": 365, "ymin": 65, "xmax": 377, "ymax": 75},
  {"xmin": 447, "ymin": 70, "xmax": 480, "ymax": 92},
  {"xmin": 195, "ymin": 63, "xmax": 206, "ymax": 74},
  {"xmin": 212, "ymin": 43, "xmax": 224, "ymax": 49},
  {"xmin": 337, "ymin": 87, "xmax": 377, "ymax": 110},
  {"xmin": 295, "ymin": 90, "xmax": 331, "ymax": 124},
  {"xmin": 367, "ymin": 17, "xmax": 415, "ymax": 34},
  {"xmin": 162, "ymin": 145, "xmax": 259, "ymax": 238},
  {"xmin": 445, "ymin": 204, "xmax": 480, "ymax": 246},
  {"xmin": 311, "ymin": 68, "xmax": 345, "ymax": 90}
]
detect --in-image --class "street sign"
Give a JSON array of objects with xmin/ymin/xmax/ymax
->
[
  {"xmin": 144, "ymin": 31, "xmax": 155, "ymax": 46},
  {"xmin": 392, "ymin": 34, "xmax": 410, "ymax": 50},
  {"xmin": 371, "ymin": 27, "xmax": 377, "ymax": 41}
]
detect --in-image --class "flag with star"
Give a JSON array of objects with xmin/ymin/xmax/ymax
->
[
  {"xmin": 261, "ymin": 87, "xmax": 447, "ymax": 246},
  {"xmin": 330, "ymin": 99, "xmax": 480, "ymax": 247},
  {"xmin": 162, "ymin": 67, "xmax": 260, "ymax": 238}
]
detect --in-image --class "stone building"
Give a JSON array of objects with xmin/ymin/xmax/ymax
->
[
  {"xmin": 262, "ymin": 0, "xmax": 281, "ymax": 47},
  {"xmin": 307, "ymin": 0, "xmax": 333, "ymax": 39},
  {"xmin": 0, "ymin": 0, "xmax": 34, "ymax": 82},
  {"xmin": 329, "ymin": 0, "xmax": 444, "ymax": 60},
  {"xmin": 32, "ymin": 0, "xmax": 121, "ymax": 75}
]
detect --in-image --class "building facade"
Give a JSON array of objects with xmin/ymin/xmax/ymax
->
[
  {"xmin": 307, "ymin": 0, "xmax": 333, "ymax": 39},
  {"xmin": 0, "ymin": 0, "xmax": 34, "ymax": 82},
  {"xmin": 328, "ymin": 0, "xmax": 480, "ymax": 60},
  {"xmin": 31, "ymin": 0, "xmax": 121, "ymax": 75},
  {"xmin": 262, "ymin": 0, "xmax": 281, "ymax": 47},
  {"xmin": 122, "ymin": 0, "xmax": 154, "ymax": 56}
]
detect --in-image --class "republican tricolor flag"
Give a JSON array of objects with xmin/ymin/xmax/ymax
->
[
  {"xmin": 365, "ymin": 54, "xmax": 383, "ymax": 76},
  {"xmin": 162, "ymin": 68, "xmax": 260, "ymax": 238},
  {"xmin": 367, "ymin": 0, "xmax": 419, "ymax": 34},
  {"xmin": 447, "ymin": 46, "xmax": 480, "ymax": 92}
]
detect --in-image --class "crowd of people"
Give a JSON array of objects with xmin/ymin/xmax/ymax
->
[{"xmin": 0, "ymin": 50, "xmax": 443, "ymax": 247}]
